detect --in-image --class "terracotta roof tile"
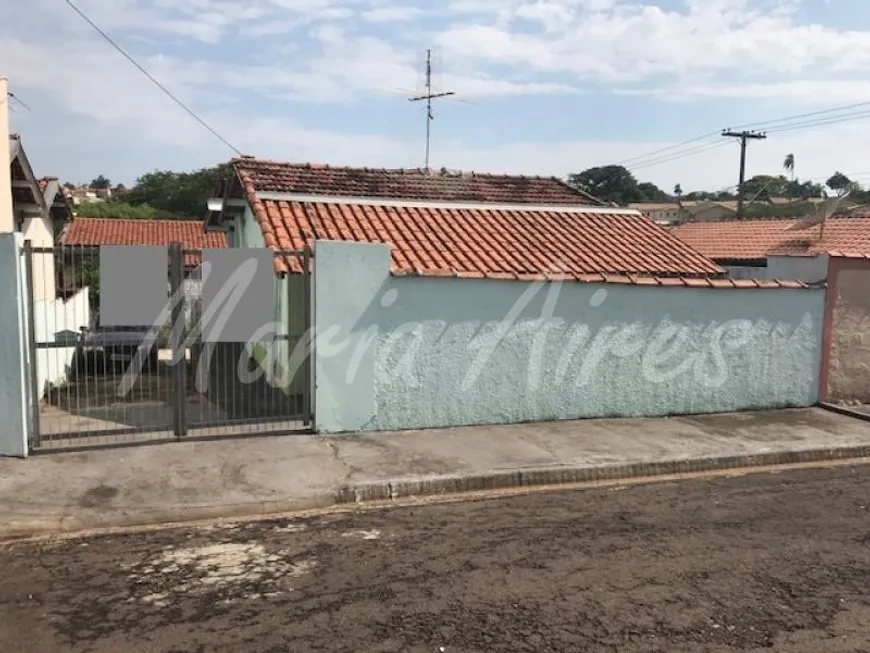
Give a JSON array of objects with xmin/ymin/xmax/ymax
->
[
  {"xmin": 62, "ymin": 218, "xmax": 227, "ymax": 267},
  {"xmin": 232, "ymin": 157, "xmax": 603, "ymax": 206},
  {"xmin": 258, "ymin": 199, "xmax": 724, "ymax": 280},
  {"xmin": 671, "ymin": 215, "xmax": 870, "ymax": 261}
]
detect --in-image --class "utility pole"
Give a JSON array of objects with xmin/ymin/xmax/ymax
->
[
  {"xmin": 722, "ymin": 129, "xmax": 767, "ymax": 218},
  {"xmin": 408, "ymin": 49, "xmax": 454, "ymax": 171}
]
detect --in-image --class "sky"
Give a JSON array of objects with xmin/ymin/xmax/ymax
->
[{"xmin": 4, "ymin": 0, "xmax": 870, "ymax": 194}]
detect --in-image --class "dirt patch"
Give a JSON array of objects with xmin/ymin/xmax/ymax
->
[
  {"xmin": 125, "ymin": 541, "xmax": 317, "ymax": 603},
  {"xmin": 79, "ymin": 485, "xmax": 119, "ymax": 508}
]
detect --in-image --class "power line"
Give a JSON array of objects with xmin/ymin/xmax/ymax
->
[
  {"xmin": 732, "ymin": 100, "xmax": 870, "ymax": 132},
  {"xmin": 621, "ymin": 99, "xmax": 870, "ymax": 170},
  {"xmin": 617, "ymin": 130, "xmax": 721, "ymax": 167},
  {"xmin": 65, "ymin": 0, "xmax": 241, "ymax": 155},
  {"xmin": 628, "ymin": 140, "xmax": 731, "ymax": 172},
  {"xmin": 764, "ymin": 109, "xmax": 870, "ymax": 134}
]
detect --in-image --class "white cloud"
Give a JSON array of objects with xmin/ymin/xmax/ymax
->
[
  {"xmin": 617, "ymin": 80, "xmax": 870, "ymax": 105},
  {"xmin": 362, "ymin": 5, "xmax": 425, "ymax": 22},
  {"xmin": 5, "ymin": 0, "xmax": 870, "ymax": 196},
  {"xmin": 436, "ymin": 1, "xmax": 870, "ymax": 81}
]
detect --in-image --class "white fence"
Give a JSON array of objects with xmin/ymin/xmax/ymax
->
[{"xmin": 34, "ymin": 287, "xmax": 90, "ymax": 399}]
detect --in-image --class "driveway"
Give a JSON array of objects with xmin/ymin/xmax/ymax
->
[{"xmin": 2, "ymin": 465, "xmax": 869, "ymax": 652}]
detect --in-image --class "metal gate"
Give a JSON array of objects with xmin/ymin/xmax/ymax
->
[{"xmin": 23, "ymin": 241, "xmax": 313, "ymax": 451}]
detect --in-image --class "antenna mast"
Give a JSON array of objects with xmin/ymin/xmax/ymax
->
[{"xmin": 408, "ymin": 49, "xmax": 455, "ymax": 171}]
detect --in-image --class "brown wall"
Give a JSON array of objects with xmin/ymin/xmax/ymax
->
[{"xmin": 821, "ymin": 258, "xmax": 870, "ymax": 403}]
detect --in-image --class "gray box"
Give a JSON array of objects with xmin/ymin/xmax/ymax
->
[
  {"xmin": 100, "ymin": 245, "xmax": 168, "ymax": 326},
  {"xmin": 201, "ymin": 249, "xmax": 273, "ymax": 342}
]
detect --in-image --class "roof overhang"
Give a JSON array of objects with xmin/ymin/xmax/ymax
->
[
  {"xmin": 204, "ymin": 169, "xmax": 248, "ymax": 231},
  {"xmin": 8, "ymin": 137, "xmax": 19, "ymax": 165},
  {"xmin": 9, "ymin": 136, "xmax": 48, "ymax": 218}
]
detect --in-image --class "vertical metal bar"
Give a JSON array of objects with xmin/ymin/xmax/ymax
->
[
  {"xmin": 169, "ymin": 242, "xmax": 187, "ymax": 438},
  {"xmin": 22, "ymin": 240, "xmax": 41, "ymax": 450},
  {"xmin": 302, "ymin": 247, "xmax": 313, "ymax": 427}
]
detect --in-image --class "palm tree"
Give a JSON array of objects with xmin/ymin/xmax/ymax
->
[
  {"xmin": 783, "ymin": 154, "xmax": 795, "ymax": 202},
  {"xmin": 783, "ymin": 154, "xmax": 795, "ymax": 179},
  {"xmin": 674, "ymin": 183, "xmax": 684, "ymax": 222}
]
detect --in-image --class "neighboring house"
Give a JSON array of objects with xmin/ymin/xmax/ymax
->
[
  {"xmin": 628, "ymin": 202, "xmax": 685, "ymax": 224},
  {"xmin": 671, "ymin": 215, "xmax": 870, "ymax": 281},
  {"xmin": 67, "ymin": 185, "xmax": 113, "ymax": 205},
  {"xmin": 8, "ymin": 134, "xmax": 74, "ymax": 300},
  {"xmin": 683, "ymin": 201, "xmax": 738, "ymax": 222},
  {"xmin": 671, "ymin": 217, "xmax": 805, "ymax": 278},
  {"xmin": 61, "ymin": 217, "xmax": 229, "ymax": 322}
]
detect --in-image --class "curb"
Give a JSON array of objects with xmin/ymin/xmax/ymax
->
[
  {"xmin": 335, "ymin": 445, "xmax": 870, "ymax": 503},
  {"xmin": 818, "ymin": 402, "xmax": 870, "ymax": 423},
  {"xmin": 5, "ymin": 445, "xmax": 870, "ymax": 543}
]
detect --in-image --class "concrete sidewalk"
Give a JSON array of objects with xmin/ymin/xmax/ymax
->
[{"xmin": 2, "ymin": 407, "xmax": 870, "ymax": 539}]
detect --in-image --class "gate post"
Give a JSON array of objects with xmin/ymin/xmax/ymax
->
[
  {"xmin": 168, "ymin": 242, "xmax": 187, "ymax": 437},
  {"xmin": 0, "ymin": 233, "xmax": 31, "ymax": 456},
  {"xmin": 302, "ymin": 247, "xmax": 313, "ymax": 426},
  {"xmin": 22, "ymin": 240, "xmax": 41, "ymax": 449}
]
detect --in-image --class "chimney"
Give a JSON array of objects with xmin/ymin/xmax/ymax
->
[{"xmin": 0, "ymin": 77, "xmax": 13, "ymax": 233}]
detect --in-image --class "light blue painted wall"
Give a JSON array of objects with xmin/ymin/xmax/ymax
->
[
  {"xmin": 314, "ymin": 241, "xmax": 387, "ymax": 431},
  {"xmin": 314, "ymin": 241, "xmax": 826, "ymax": 433},
  {"xmin": 0, "ymin": 233, "xmax": 31, "ymax": 456}
]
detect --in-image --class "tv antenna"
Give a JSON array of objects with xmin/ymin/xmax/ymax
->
[
  {"xmin": 7, "ymin": 91, "xmax": 31, "ymax": 112},
  {"xmin": 408, "ymin": 48, "xmax": 454, "ymax": 171}
]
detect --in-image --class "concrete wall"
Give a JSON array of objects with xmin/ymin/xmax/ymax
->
[
  {"xmin": 822, "ymin": 258, "xmax": 870, "ymax": 403},
  {"xmin": 724, "ymin": 257, "xmax": 828, "ymax": 283},
  {"xmin": 0, "ymin": 233, "xmax": 31, "ymax": 456},
  {"xmin": 22, "ymin": 216, "xmax": 56, "ymax": 301},
  {"xmin": 725, "ymin": 265, "xmax": 768, "ymax": 280},
  {"xmin": 768, "ymin": 255, "xmax": 829, "ymax": 283},
  {"xmin": 33, "ymin": 287, "xmax": 90, "ymax": 399},
  {"xmin": 314, "ymin": 240, "xmax": 825, "ymax": 433}
]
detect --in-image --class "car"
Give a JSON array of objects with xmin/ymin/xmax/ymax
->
[{"xmin": 73, "ymin": 314, "xmax": 160, "ymax": 375}]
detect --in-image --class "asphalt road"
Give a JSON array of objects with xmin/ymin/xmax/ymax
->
[{"xmin": 3, "ymin": 465, "xmax": 870, "ymax": 652}]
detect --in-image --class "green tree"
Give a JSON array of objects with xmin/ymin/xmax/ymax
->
[
  {"xmin": 90, "ymin": 175, "xmax": 111, "ymax": 189},
  {"xmin": 74, "ymin": 201, "xmax": 159, "ymax": 219},
  {"xmin": 786, "ymin": 179, "xmax": 823, "ymax": 200},
  {"xmin": 673, "ymin": 183, "xmax": 683, "ymax": 199},
  {"xmin": 637, "ymin": 181, "xmax": 670, "ymax": 202},
  {"xmin": 740, "ymin": 175, "xmax": 789, "ymax": 202},
  {"xmin": 126, "ymin": 164, "xmax": 229, "ymax": 218},
  {"xmin": 827, "ymin": 171, "xmax": 853, "ymax": 196},
  {"xmin": 568, "ymin": 165, "xmax": 666, "ymax": 205}
]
